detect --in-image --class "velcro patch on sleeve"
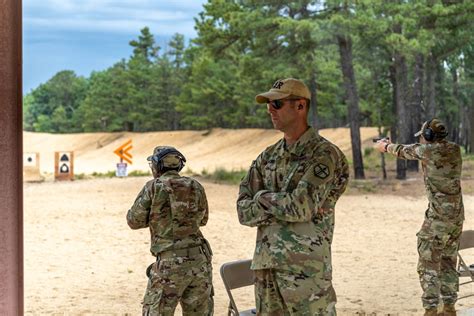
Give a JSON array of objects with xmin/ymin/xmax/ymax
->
[{"xmin": 314, "ymin": 163, "xmax": 330, "ymax": 179}]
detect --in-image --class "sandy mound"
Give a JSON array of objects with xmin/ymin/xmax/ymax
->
[{"xmin": 23, "ymin": 127, "xmax": 380, "ymax": 175}]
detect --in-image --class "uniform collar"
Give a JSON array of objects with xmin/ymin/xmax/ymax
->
[
  {"xmin": 279, "ymin": 127, "xmax": 320, "ymax": 157},
  {"xmin": 159, "ymin": 170, "xmax": 180, "ymax": 180}
]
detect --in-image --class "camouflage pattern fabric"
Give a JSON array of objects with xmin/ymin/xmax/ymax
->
[
  {"xmin": 237, "ymin": 127, "xmax": 349, "ymax": 313},
  {"xmin": 254, "ymin": 266, "xmax": 337, "ymax": 316},
  {"xmin": 142, "ymin": 254, "xmax": 213, "ymax": 316},
  {"xmin": 417, "ymin": 219, "xmax": 463, "ymax": 309},
  {"xmin": 127, "ymin": 170, "xmax": 209, "ymax": 255},
  {"xmin": 386, "ymin": 140, "xmax": 464, "ymax": 309},
  {"xmin": 127, "ymin": 170, "xmax": 213, "ymax": 315},
  {"xmin": 387, "ymin": 140, "xmax": 464, "ymax": 223}
]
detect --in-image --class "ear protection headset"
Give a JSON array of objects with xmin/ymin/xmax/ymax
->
[
  {"xmin": 151, "ymin": 148, "xmax": 186, "ymax": 172},
  {"xmin": 422, "ymin": 119, "xmax": 435, "ymax": 141},
  {"xmin": 422, "ymin": 119, "xmax": 448, "ymax": 141}
]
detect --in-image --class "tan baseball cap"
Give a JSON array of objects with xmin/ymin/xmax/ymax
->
[
  {"xmin": 255, "ymin": 78, "xmax": 311, "ymax": 103},
  {"xmin": 414, "ymin": 118, "xmax": 448, "ymax": 138}
]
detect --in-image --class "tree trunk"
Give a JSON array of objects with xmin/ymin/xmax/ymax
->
[
  {"xmin": 389, "ymin": 64, "xmax": 398, "ymax": 144},
  {"xmin": 378, "ymin": 126, "xmax": 387, "ymax": 180},
  {"xmin": 394, "ymin": 50, "xmax": 410, "ymax": 180},
  {"xmin": 309, "ymin": 70, "xmax": 318, "ymax": 131},
  {"xmin": 425, "ymin": 54, "xmax": 437, "ymax": 118},
  {"xmin": 407, "ymin": 53, "xmax": 424, "ymax": 172},
  {"xmin": 451, "ymin": 66, "xmax": 462, "ymax": 144},
  {"xmin": 337, "ymin": 34, "xmax": 365, "ymax": 179},
  {"xmin": 468, "ymin": 105, "xmax": 474, "ymax": 153}
]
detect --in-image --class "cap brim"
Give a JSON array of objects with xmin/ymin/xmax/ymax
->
[
  {"xmin": 414, "ymin": 130, "xmax": 422, "ymax": 137},
  {"xmin": 255, "ymin": 91, "xmax": 291, "ymax": 104},
  {"xmin": 146, "ymin": 155, "xmax": 153, "ymax": 161}
]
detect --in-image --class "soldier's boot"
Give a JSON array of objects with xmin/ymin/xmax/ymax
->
[
  {"xmin": 441, "ymin": 304, "xmax": 456, "ymax": 316},
  {"xmin": 423, "ymin": 308, "xmax": 438, "ymax": 316}
]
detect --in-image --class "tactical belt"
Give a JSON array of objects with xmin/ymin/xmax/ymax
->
[{"xmin": 157, "ymin": 246, "xmax": 203, "ymax": 260}]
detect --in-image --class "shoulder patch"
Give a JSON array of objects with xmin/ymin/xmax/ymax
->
[{"xmin": 314, "ymin": 163, "xmax": 330, "ymax": 179}]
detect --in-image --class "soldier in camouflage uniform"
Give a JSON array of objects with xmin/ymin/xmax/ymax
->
[
  {"xmin": 127, "ymin": 146, "xmax": 214, "ymax": 316},
  {"xmin": 375, "ymin": 119, "xmax": 464, "ymax": 316},
  {"xmin": 237, "ymin": 78, "xmax": 349, "ymax": 315}
]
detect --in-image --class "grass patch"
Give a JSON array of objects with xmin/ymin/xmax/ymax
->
[
  {"xmin": 74, "ymin": 173, "xmax": 88, "ymax": 180},
  {"xmin": 462, "ymin": 152, "xmax": 474, "ymax": 162},
  {"xmin": 360, "ymin": 145, "xmax": 398, "ymax": 172},
  {"xmin": 91, "ymin": 171, "xmax": 116, "ymax": 178},
  {"xmin": 200, "ymin": 167, "xmax": 247, "ymax": 185},
  {"xmin": 128, "ymin": 170, "xmax": 152, "ymax": 177},
  {"xmin": 73, "ymin": 170, "xmax": 152, "ymax": 180}
]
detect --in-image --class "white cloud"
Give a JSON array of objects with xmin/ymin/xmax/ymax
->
[
  {"xmin": 24, "ymin": 0, "xmax": 205, "ymax": 36},
  {"xmin": 25, "ymin": 17, "xmax": 196, "ymax": 36}
]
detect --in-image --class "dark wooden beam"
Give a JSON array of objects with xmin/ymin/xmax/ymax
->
[{"xmin": 0, "ymin": 0, "xmax": 24, "ymax": 314}]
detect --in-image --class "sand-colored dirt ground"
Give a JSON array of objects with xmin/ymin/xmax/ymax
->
[
  {"xmin": 24, "ymin": 176, "xmax": 474, "ymax": 315},
  {"xmin": 23, "ymin": 127, "xmax": 379, "ymax": 175},
  {"xmin": 23, "ymin": 128, "xmax": 474, "ymax": 315}
]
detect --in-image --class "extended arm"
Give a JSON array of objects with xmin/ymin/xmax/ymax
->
[
  {"xmin": 387, "ymin": 143, "xmax": 427, "ymax": 160},
  {"xmin": 375, "ymin": 139, "xmax": 428, "ymax": 161}
]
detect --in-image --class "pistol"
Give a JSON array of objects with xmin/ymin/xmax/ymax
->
[{"xmin": 372, "ymin": 137, "xmax": 390, "ymax": 143}]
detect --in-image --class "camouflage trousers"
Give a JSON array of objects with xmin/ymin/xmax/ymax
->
[
  {"xmin": 416, "ymin": 218, "xmax": 463, "ymax": 310},
  {"xmin": 142, "ymin": 253, "xmax": 213, "ymax": 316},
  {"xmin": 254, "ymin": 266, "xmax": 336, "ymax": 316}
]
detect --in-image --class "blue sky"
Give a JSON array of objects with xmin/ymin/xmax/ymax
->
[{"xmin": 23, "ymin": 0, "xmax": 207, "ymax": 94}]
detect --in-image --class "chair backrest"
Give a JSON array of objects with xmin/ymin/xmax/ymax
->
[
  {"xmin": 220, "ymin": 259, "xmax": 254, "ymax": 315},
  {"xmin": 459, "ymin": 230, "xmax": 474, "ymax": 251},
  {"xmin": 457, "ymin": 230, "xmax": 474, "ymax": 299}
]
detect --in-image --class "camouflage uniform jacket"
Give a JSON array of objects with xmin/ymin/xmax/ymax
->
[
  {"xmin": 127, "ymin": 170, "xmax": 209, "ymax": 256},
  {"xmin": 387, "ymin": 140, "xmax": 464, "ymax": 222},
  {"xmin": 237, "ymin": 127, "xmax": 349, "ymax": 270}
]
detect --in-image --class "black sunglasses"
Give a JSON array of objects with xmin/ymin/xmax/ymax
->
[{"xmin": 268, "ymin": 99, "xmax": 286, "ymax": 110}]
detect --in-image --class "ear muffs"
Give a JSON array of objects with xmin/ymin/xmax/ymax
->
[
  {"xmin": 152, "ymin": 148, "xmax": 186, "ymax": 172},
  {"xmin": 422, "ymin": 119, "xmax": 435, "ymax": 141},
  {"xmin": 422, "ymin": 119, "xmax": 448, "ymax": 141}
]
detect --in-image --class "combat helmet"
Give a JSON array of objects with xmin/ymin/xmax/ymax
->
[{"xmin": 147, "ymin": 146, "xmax": 186, "ymax": 172}]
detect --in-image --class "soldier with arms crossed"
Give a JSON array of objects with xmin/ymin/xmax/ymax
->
[
  {"xmin": 127, "ymin": 146, "xmax": 214, "ymax": 316},
  {"xmin": 375, "ymin": 119, "xmax": 464, "ymax": 316},
  {"xmin": 237, "ymin": 78, "xmax": 349, "ymax": 315}
]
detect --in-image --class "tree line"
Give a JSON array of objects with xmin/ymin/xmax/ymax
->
[{"xmin": 23, "ymin": 1, "xmax": 474, "ymax": 179}]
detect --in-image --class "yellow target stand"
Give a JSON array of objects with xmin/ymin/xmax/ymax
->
[{"xmin": 54, "ymin": 151, "xmax": 74, "ymax": 181}]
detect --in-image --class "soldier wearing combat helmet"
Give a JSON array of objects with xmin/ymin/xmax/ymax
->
[
  {"xmin": 127, "ymin": 146, "xmax": 214, "ymax": 315},
  {"xmin": 237, "ymin": 78, "xmax": 349, "ymax": 314},
  {"xmin": 375, "ymin": 119, "xmax": 464, "ymax": 316}
]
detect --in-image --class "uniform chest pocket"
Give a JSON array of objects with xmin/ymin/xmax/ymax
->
[{"xmin": 285, "ymin": 163, "xmax": 307, "ymax": 191}]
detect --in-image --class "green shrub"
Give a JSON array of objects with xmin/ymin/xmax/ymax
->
[
  {"xmin": 201, "ymin": 168, "xmax": 247, "ymax": 185},
  {"xmin": 128, "ymin": 170, "xmax": 151, "ymax": 177},
  {"xmin": 364, "ymin": 147, "xmax": 374, "ymax": 156},
  {"xmin": 91, "ymin": 171, "xmax": 116, "ymax": 178}
]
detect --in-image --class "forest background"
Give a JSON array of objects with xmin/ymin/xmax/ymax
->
[{"xmin": 23, "ymin": 0, "xmax": 474, "ymax": 179}]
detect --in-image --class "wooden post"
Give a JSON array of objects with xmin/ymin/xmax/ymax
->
[{"xmin": 0, "ymin": 0, "xmax": 24, "ymax": 314}]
